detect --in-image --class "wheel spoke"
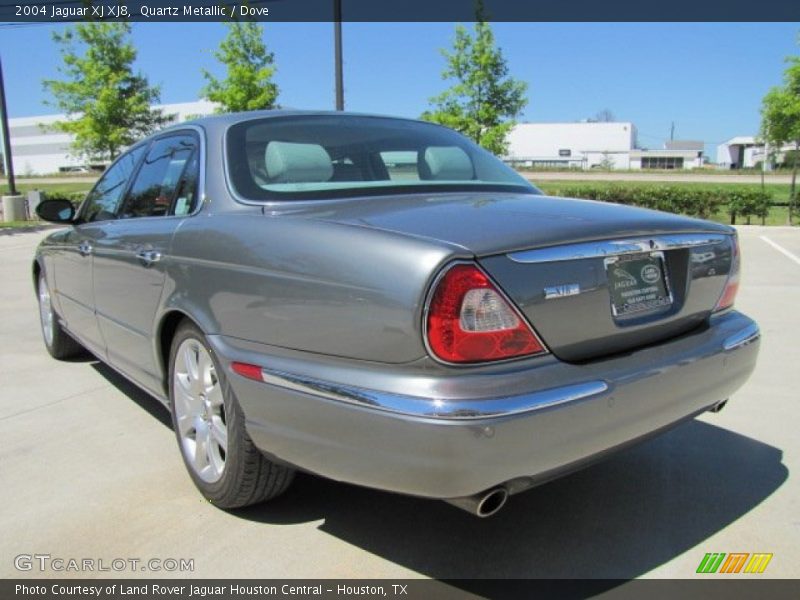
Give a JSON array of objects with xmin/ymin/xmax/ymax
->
[
  {"xmin": 174, "ymin": 373, "xmax": 202, "ymax": 417},
  {"xmin": 198, "ymin": 350, "xmax": 213, "ymax": 390},
  {"xmin": 206, "ymin": 436, "xmax": 220, "ymax": 478},
  {"xmin": 182, "ymin": 344, "xmax": 201, "ymax": 394},
  {"xmin": 193, "ymin": 425, "xmax": 210, "ymax": 472},
  {"xmin": 207, "ymin": 383, "xmax": 224, "ymax": 408},
  {"xmin": 176, "ymin": 412, "xmax": 195, "ymax": 437},
  {"xmin": 210, "ymin": 416, "xmax": 227, "ymax": 450}
]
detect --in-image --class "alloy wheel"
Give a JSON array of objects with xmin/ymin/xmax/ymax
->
[{"xmin": 173, "ymin": 339, "xmax": 228, "ymax": 483}]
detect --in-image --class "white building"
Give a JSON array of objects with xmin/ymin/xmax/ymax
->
[
  {"xmin": 716, "ymin": 136, "xmax": 761, "ymax": 169},
  {"xmin": 3, "ymin": 100, "xmax": 217, "ymax": 176},
  {"xmin": 506, "ymin": 122, "xmax": 636, "ymax": 169},
  {"xmin": 715, "ymin": 136, "xmax": 796, "ymax": 170},
  {"xmin": 506, "ymin": 122, "xmax": 704, "ymax": 170}
]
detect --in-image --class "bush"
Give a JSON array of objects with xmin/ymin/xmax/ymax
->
[
  {"xmin": 546, "ymin": 184, "xmax": 772, "ymax": 223},
  {"xmin": 727, "ymin": 190, "xmax": 772, "ymax": 225},
  {"xmin": 547, "ymin": 184, "xmax": 726, "ymax": 219}
]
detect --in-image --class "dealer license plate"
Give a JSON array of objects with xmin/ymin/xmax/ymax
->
[{"xmin": 605, "ymin": 252, "xmax": 673, "ymax": 317}]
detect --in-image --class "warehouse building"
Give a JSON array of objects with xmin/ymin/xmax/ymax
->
[
  {"xmin": 715, "ymin": 136, "xmax": 796, "ymax": 170},
  {"xmin": 3, "ymin": 100, "xmax": 216, "ymax": 176},
  {"xmin": 506, "ymin": 122, "xmax": 704, "ymax": 170},
  {"xmin": 716, "ymin": 136, "xmax": 763, "ymax": 169}
]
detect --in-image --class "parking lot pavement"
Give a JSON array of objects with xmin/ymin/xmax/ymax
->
[{"xmin": 0, "ymin": 226, "xmax": 797, "ymax": 583}]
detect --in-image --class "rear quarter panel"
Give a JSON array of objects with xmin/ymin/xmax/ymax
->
[{"xmin": 163, "ymin": 213, "xmax": 464, "ymax": 363}]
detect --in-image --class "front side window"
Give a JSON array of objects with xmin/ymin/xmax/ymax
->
[
  {"xmin": 227, "ymin": 115, "xmax": 540, "ymax": 201},
  {"xmin": 120, "ymin": 134, "xmax": 199, "ymax": 219},
  {"xmin": 81, "ymin": 146, "xmax": 146, "ymax": 222}
]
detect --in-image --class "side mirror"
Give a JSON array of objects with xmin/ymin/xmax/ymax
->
[{"xmin": 36, "ymin": 199, "xmax": 76, "ymax": 224}]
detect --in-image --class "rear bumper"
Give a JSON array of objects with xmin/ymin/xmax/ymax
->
[{"xmin": 210, "ymin": 310, "xmax": 760, "ymax": 499}]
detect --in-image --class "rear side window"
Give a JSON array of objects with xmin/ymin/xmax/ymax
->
[
  {"xmin": 120, "ymin": 134, "xmax": 199, "ymax": 219},
  {"xmin": 82, "ymin": 146, "xmax": 146, "ymax": 222}
]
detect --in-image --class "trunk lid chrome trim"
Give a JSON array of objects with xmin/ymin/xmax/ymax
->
[{"xmin": 507, "ymin": 233, "xmax": 731, "ymax": 264}]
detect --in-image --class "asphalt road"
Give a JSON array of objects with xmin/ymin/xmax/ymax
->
[{"xmin": 0, "ymin": 226, "xmax": 798, "ymax": 583}]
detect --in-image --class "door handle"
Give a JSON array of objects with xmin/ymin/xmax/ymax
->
[
  {"xmin": 77, "ymin": 241, "xmax": 93, "ymax": 257},
  {"xmin": 136, "ymin": 249, "xmax": 162, "ymax": 266}
]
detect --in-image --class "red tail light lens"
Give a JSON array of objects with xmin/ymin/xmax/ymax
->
[
  {"xmin": 714, "ymin": 236, "xmax": 740, "ymax": 312},
  {"xmin": 425, "ymin": 263, "xmax": 547, "ymax": 363}
]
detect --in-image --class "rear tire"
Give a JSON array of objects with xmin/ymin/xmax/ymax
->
[
  {"xmin": 37, "ymin": 272, "xmax": 83, "ymax": 360},
  {"xmin": 168, "ymin": 321, "xmax": 294, "ymax": 508}
]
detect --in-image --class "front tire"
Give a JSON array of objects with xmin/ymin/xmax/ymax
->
[
  {"xmin": 168, "ymin": 321, "xmax": 294, "ymax": 508},
  {"xmin": 37, "ymin": 272, "xmax": 83, "ymax": 360}
]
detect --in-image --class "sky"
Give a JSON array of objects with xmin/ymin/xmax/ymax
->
[{"xmin": 0, "ymin": 22, "xmax": 798, "ymax": 155}]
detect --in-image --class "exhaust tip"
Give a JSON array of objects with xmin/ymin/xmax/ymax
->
[
  {"xmin": 476, "ymin": 487, "xmax": 509, "ymax": 518},
  {"xmin": 709, "ymin": 399, "xmax": 728, "ymax": 413}
]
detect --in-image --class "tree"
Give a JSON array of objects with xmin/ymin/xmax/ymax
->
[
  {"xmin": 760, "ymin": 46, "xmax": 800, "ymax": 224},
  {"xmin": 421, "ymin": 9, "xmax": 527, "ymax": 156},
  {"xmin": 202, "ymin": 22, "xmax": 279, "ymax": 113},
  {"xmin": 43, "ymin": 23, "xmax": 169, "ymax": 162},
  {"xmin": 594, "ymin": 109, "xmax": 616, "ymax": 122},
  {"xmin": 598, "ymin": 151, "xmax": 615, "ymax": 170}
]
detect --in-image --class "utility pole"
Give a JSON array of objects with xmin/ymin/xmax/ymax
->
[
  {"xmin": 0, "ymin": 55, "xmax": 17, "ymax": 196},
  {"xmin": 333, "ymin": 0, "xmax": 344, "ymax": 111},
  {"xmin": 669, "ymin": 121, "xmax": 675, "ymax": 142}
]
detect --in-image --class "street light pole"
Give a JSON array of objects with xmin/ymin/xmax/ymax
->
[
  {"xmin": 334, "ymin": 0, "xmax": 344, "ymax": 111},
  {"xmin": 0, "ymin": 55, "xmax": 17, "ymax": 195}
]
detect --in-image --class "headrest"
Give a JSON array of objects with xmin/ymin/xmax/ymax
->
[
  {"xmin": 419, "ymin": 146, "xmax": 473, "ymax": 180},
  {"xmin": 265, "ymin": 141, "xmax": 333, "ymax": 184}
]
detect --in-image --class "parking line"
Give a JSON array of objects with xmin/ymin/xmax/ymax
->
[{"xmin": 760, "ymin": 236, "xmax": 800, "ymax": 267}]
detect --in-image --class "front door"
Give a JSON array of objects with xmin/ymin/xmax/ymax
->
[{"xmin": 53, "ymin": 146, "xmax": 146, "ymax": 355}]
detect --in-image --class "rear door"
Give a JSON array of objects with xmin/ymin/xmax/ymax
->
[
  {"xmin": 92, "ymin": 132, "xmax": 201, "ymax": 394},
  {"xmin": 54, "ymin": 146, "xmax": 146, "ymax": 355}
]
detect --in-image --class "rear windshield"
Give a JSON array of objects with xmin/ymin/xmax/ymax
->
[{"xmin": 226, "ymin": 115, "xmax": 541, "ymax": 201}]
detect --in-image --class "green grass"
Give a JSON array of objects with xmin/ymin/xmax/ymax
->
[{"xmin": 1, "ymin": 181, "xmax": 94, "ymax": 196}]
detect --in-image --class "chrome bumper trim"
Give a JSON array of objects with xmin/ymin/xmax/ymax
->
[
  {"xmin": 258, "ymin": 369, "xmax": 609, "ymax": 420},
  {"xmin": 723, "ymin": 322, "xmax": 761, "ymax": 351},
  {"xmin": 507, "ymin": 233, "xmax": 730, "ymax": 264}
]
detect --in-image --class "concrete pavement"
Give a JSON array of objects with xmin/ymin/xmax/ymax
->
[{"xmin": 0, "ymin": 226, "xmax": 797, "ymax": 582}]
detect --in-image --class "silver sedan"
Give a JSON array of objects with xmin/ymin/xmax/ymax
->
[{"xmin": 33, "ymin": 111, "xmax": 760, "ymax": 517}]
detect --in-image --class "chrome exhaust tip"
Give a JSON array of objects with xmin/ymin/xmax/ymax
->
[
  {"xmin": 445, "ymin": 486, "xmax": 509, "ymax": 518},
  {"xmin": 709, "ymin": 399, "xmax": 728, "ymax": 413}
]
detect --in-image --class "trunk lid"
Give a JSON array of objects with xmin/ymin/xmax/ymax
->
[
  {"xmin": 306, "ymin": 191, "xmax": 735, "ymax": 362},
  {"xmin": 307, "ymin": 191, "xmax": 732, "ymax": 256}
]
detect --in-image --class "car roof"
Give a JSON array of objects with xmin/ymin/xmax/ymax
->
[{"xmin": 166, "ymin": 109, "xmax": 426, "ymax": 132}]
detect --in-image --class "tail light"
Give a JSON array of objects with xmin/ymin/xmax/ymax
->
[
  {"xmin": 714, "ymin": 235, "xmax": 740, "ymax": 312},
  {"xmin": 425, "ymin": 263, "xmax": 547, "ymax": 363}
]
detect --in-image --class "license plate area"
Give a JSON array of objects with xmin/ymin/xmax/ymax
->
[{"xmin": 605, "ymin": 251, "xmax": 673, "ymax": 318}]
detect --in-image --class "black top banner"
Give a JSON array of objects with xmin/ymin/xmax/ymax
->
[{"xmin": 0, "ymin": 0, "xmax": 799, "ymax": 22}]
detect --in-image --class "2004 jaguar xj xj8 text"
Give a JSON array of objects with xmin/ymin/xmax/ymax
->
[{"xmin": 33, "ymin": 112, "xmax": 760, "ymax": 517}]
